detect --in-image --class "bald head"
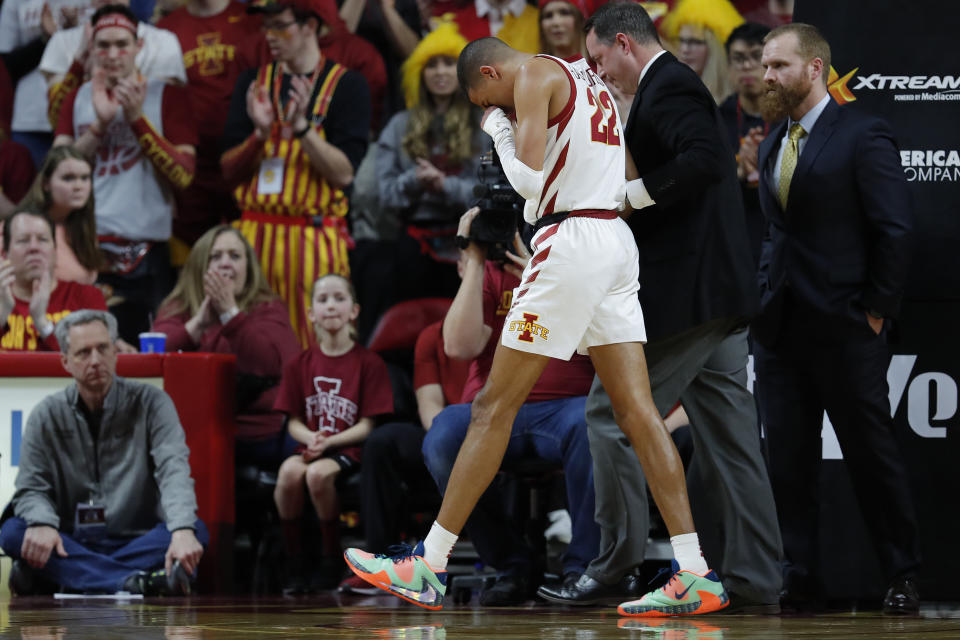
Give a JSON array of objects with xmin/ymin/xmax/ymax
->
[{"xmin": 456, "ymin": 37, "xmax": 513, "ymax": 92}]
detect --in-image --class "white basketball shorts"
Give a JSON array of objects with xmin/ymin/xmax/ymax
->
[{"xmin": 501, "ymin": 213, "xmax": 647, "ymax": 360}]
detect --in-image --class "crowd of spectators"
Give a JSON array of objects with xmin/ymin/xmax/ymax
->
[{"xmin": 0, "ymin": 0, "xmax": 801, "ymax": 600}]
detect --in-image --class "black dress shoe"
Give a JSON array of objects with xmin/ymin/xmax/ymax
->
[
  {"xmin": 779, "ymin": 587, "xmax": 823, "ymax": 613},
  {"xmin": 882, "ymin": 577, "xmax": 919, "ymax": 615},
  {"xmin": 479, "ymin": 572, "xmax": 535, "ymax": 606},
  {"xmin": 537, "ymin": 573, "xmax": 641, "ymax": 606},
  {"xmin": 719, "ymin": 591, "xmax": 781, "ymax": 615}
]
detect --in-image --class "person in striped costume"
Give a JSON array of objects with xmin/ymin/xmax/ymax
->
[{"xmin": 221, "ymin": 0, "xmax": 370, "ymax": 346}]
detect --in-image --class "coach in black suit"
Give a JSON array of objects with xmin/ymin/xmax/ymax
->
[
  {"xmin": 753, "ymin": 24, "xmax": 921, "ymax": 614},
  {"xmin": 537, "ymin": 2, "xmax": 782, "ymax": 612}
]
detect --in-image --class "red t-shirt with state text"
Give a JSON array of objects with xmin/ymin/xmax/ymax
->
[
  {"xmin": 414, "ymin": 320, "xmax": 470, "ymax": 406},
  {"xmin": 1, "ymin": 280, "xmax": 107, "ymax": 351},
  {"xmin": 274, "ymin": 343, "xmax": 393, "ymax": 462},
  {"xmin": 459, "ymin": 262, "xmax": 595, "ymax": 404},
  {"xmin": 158, "ymin": 3, "xmax": 267, "ymax": 169}
]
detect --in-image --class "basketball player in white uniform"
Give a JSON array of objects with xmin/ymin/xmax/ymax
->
[{"xmin": 345, "ymin": 38, "xmax": 729, "ymax": 617}]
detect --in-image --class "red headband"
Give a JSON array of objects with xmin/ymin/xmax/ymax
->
[{"xmin": 93, "ymin": 14, "xmax": 137, "ymax": 37}]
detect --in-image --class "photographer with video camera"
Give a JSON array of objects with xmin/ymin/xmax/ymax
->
[{"xmin": 418, "ymin": 205, "xmax": 601, "ymax": 606}]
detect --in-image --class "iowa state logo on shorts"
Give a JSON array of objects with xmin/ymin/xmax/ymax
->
[{"xmin": 508, "ymin": 312, "xmax": 549, "ymax": 343}]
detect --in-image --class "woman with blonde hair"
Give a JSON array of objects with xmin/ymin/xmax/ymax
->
[
  {"xmin": 20, "ymin": 146, "xmax": 102, "ymax": 285},
  {"xmin": 376, "ymin": 22, "xmax": 485, "ymax": 301},
  {"xmin": 153, "ymin": 225, "xmax": 302, "ymax": 468},
  {"xmin": 661, "ymin": 0, "xmax": 744, "ymax": 103}
]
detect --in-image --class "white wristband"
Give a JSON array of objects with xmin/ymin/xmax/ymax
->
[
  {"xmin": 626, "ymin": 178, "xmax": 656, "ymax": 210},
  {"xmin": 219, "ymin": 307, "xmax": 239, "ymax": 325}
]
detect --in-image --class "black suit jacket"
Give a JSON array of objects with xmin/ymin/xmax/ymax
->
[
  {"xmin": 624, "ymin": 52, "xmax": 759, "ymax": 342},
  {"xmin": 752, "ymin": 99, "xmax": 915, "ymax": 347}
]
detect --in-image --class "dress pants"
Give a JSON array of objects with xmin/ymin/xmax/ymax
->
[
  {"xmin": 585, "ymin": 318, "xmax": 783, "ymax": 602},
  {"xmin": 753, "ymin": 297, "xmax": 921, "ymax": 592}
]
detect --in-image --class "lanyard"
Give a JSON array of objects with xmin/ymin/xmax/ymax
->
[{"xmin": 271, "ymin": 61, "xmax": 324, "ymax": 124}]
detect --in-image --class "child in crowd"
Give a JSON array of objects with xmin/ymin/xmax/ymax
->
[
  {"xmin": 21, "ymin": 146, "xmax": 102, "ymax": 285},
  {"xmin": 273, "ymin": 274, "xmax": 394, "ymax": 593}
]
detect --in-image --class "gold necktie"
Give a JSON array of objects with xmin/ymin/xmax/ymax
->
[{"xmin": 778, "ymin": 122, "xmax": 807, "ymax": 210}]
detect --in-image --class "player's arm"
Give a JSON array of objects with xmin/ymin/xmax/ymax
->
[
  {"xmin": 511, "ymin": 59, "xmax": 553, "ymax": 172},
  {"xmin": 480, "ymin": 58, "xmax": 558, "ymax": 199},
  {"xmin": 619, "ymin": 146, "xmax": 640, "ymax": 220}
]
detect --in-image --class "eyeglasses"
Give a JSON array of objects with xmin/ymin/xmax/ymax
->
[
  {"xmin": 261, "ymin": 19, "xmax": 297, "ymax": 33},
  {"xmin": 729, "ymin": 50, "xmax": 764, "ymax": 68},
  {"xmin": 678, "ymin": 37, "xmax": 707, "ymax": 48}
]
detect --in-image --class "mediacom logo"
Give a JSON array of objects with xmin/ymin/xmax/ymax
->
[
  {"xmin": 900, "ymin": 150, "xmax": 960, "ymax": 182},
  {"xmin": 828, "ymin": 66, "xmax": 960, "ymax": 103}
]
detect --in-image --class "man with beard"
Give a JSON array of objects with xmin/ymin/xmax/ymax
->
[
  {"xmin": 719, "ymin": 22, "xmax": 771, "ymax": 268},
  {"xmin": 754, "ymin": 23, "xmax": 920, "ymax": 614},
  {"xmin": 545, "ymin": 2, "xmax": 783, "ymax": 614}
]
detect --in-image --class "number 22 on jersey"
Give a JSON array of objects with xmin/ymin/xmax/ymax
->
[{"xmin": 586, "ymin": 88, "xmax": 621, "ymax": 147}]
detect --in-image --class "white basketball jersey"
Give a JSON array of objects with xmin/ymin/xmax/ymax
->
[{"xmin": 525, "ymin": 55, "xmax": 626, "ymax": 225}]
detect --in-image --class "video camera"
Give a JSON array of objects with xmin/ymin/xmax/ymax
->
[{"xmin": 469, "ymin": 147, "xmax": 525, "ymax": 261}]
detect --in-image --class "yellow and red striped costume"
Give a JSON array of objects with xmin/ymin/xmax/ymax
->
[{"xmin": 228, "ymin": 61, "xmax": 351, "ymax": 346}]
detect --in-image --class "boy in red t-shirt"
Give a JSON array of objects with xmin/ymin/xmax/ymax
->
[
  {"xmin": 273, "ymin": 273, "xmax": 393, "ymax": 592},
  {"xmin": 157, "ymin": 0, "xmax": 269, "ymax": 247}
]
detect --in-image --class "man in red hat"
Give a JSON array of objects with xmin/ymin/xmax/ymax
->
[
  {"xmin": 220, "ymin": 0, "xmax": 371, "ymax": 346},
  {"xmin": 157, "ymin": 0, "xmax": 269, "ymax": 251}
]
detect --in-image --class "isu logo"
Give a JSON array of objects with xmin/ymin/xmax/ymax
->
[
  {"xmin": 509, "ymin": 312, "xmax": 549, "ymax": 343},
  {"xmin": 306, "ymin": 376, "xmax": 358, "ymax": 433},
  {"xmin": 184, "ymin": 33, "xmax": 237, "ymax": 76}
]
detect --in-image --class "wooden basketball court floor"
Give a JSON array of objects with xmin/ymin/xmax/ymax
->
[{"xmin": 4, "ymin": 593, "xmax": 960, "ymax": 639}]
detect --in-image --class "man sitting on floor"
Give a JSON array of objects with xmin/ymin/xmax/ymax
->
[{"xmin": 0, "ymin": 309, "xmax": 207, "ymax": 596}]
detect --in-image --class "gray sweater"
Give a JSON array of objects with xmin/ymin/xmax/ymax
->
[
  {"xmin": 376, "ymin": 110, "xmax": 485, "ymax": 225},
  {"xmin": 12, "ymin": 376, "xmax": 198, "ymax": 535}
]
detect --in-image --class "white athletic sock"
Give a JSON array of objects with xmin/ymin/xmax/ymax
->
[
  {"xmin": 671, "ymin": 532, "xmax": 709, "ymax": 575},
  {"xmin": 422, "ymin": 521, "xmax": 457, "ymax": 572}
]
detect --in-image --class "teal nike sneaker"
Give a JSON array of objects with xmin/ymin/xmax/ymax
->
[
  {"xmin": 618, "ymin": 560, "xmax": 729, "ymax": 617},
  {"xmin": 344, "ymin": 542, "xmax": 448, "ymax": 610}
]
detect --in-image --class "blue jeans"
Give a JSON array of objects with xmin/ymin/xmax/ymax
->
[
  {"xmin": 0, "ymin": 517, "xmax": 209, "ymax": 593},
  {"xmin": 422, "ymin": 399, "xmax": 599, "ymax": 576}
]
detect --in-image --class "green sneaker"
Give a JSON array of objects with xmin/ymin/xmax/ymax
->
[
  {"xmin": 618, "ymin": 561, "xmax": 729, "ymax": 617},
  {"xmin": 343, "ymin": 542, "xmax": 448, "ymax": 610}
]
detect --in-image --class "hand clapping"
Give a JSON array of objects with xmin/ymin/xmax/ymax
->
[
  {"xmin": 204, "ymin": 269, "xmax": 237, "ymax": 316},
  {"xmin": 246, "ymin": 82, "xmax": 276, "ymax": 137},
  {"xmin": 114, "ymin": 74, "xmax": 148, "ymax": 122},
  {"xmin": 0, "ymin": 259, "xmax": 16, "ymax": 321}
]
